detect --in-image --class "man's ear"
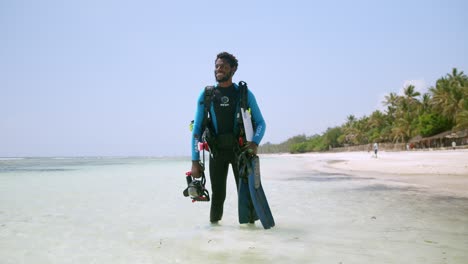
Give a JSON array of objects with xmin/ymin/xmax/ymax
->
[{"xmin": 232, "ymin": 66, "xmax": 237, "ymax": 75}]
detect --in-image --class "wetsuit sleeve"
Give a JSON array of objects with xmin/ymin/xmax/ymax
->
[
  {"xmin": 191, "ymin": 90, "xmax": 205, "ymax": 161},
  {"xmin": 247, "ymin": 90, "xmax": 266, "ymax": 145}
]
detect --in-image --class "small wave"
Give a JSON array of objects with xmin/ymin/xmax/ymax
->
[
  {"xmin": 0, "ymin": 157, "xmax": 25, "ymax": 161},
  {"xmin": 0, "ymin": 168, "xmax": 74, "ymax": 172}
]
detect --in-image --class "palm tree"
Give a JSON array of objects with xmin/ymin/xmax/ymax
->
[
  {"xmin": 345, "ymin": 115, "xmax": 356, "ymax": 127},
  {"xmin": 342, "ymin": 115, "xmax": 358, "ymax": 145},
  {"xmin": 391, "ymin": 118, "xmax": 411, "ymax": 142},
  {"xmin": 355, "ymin": 116, "xmax": 370, "ymax": 144},
  {"xmin": 429, "ymin": 78, "xmax": 458, "ymax": 123},
  {"xmin": 450, "ymin": 69, "xmax": 468, "ymax": 129},
  {"xmin": 403, "ymin": 85, "xmax": 422, "ymax": 138},
  {"xmin": 419, "ymin": 93, "xmax": 432, "ymax": 115},
  {"xmin": 429, "ymin": 68, "xmax": 468, "ymax": 128},
  {"xmin": 383, "ymin": 92, "xmax": 399, "ymax": 119},
  {"xmin": 368, "ymin": 110, "xmax": 386, "ymax": 129},
  {"xmin": 367, "ymin": 110, "xmax": 386, "ymax": 142},
  {"xmin": 454, "ymin": 82, "xmax": 468, "ymax": 130},
  {"xmin": 403, "ymin": 85, "xmax": 421, "ymax": 104},
  {"xmin": 447, "ymin": 68, "xmax": 467, "ymax": 88},
  {"xmin": 455, "ymin": 110, "xmax": 468, "ymax": 130}
]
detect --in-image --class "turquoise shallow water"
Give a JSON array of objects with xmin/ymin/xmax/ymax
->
[{"xmin": 0, "ymin": 156, "xmax": 467, "ymax": 263}]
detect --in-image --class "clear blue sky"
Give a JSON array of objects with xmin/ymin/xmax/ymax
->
[{"xmin": 1, "ymin": 0, "xmax": 467, "ymax": 157}]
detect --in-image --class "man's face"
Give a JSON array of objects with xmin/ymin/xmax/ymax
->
[{"xmin": 215, "ymin": 58, "xmax": 236, "ymax": 83}]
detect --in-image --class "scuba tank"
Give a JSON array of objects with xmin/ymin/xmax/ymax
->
[{"xmin": 240, "ymin": 108, "xmax": 254, "ymax": 141}]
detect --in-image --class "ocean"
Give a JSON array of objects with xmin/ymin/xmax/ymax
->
[{"xmin": 1, "ymin": 156, "xmax": 467, "ymax": 263}]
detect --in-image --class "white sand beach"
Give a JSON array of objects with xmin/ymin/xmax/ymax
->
[{"xmin": 292, "ymin": 149, "xmax": 468, "ymax": 198}]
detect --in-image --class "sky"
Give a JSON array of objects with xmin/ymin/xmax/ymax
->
[{"xmin": 1, "ymin": 0, "xmax": 467, "ymax": 157}]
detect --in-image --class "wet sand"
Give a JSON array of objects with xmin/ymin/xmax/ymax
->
[{"xmin": 292, "ymin": 149, "xmax": 468, "ymax": 198}]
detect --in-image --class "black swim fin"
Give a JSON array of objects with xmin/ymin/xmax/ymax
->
[{"xmin": 238, "ymin": 154, "xmax": 275, "ymax": 229}]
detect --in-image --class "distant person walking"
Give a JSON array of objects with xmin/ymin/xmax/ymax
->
[
  {"xmin": 452, "ymin": 141, "xmax": 456, "ymax": 150},
  {"xmin": 373, "ymin": 142, "xmax": 379, "ymax": 158}
]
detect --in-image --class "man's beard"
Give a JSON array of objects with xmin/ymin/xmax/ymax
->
[{"xmin": 215, "ymin": 71, "xmax": 232, "ymax": 82}]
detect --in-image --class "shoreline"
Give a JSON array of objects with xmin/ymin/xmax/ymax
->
[{"xmin": 269, "ymin": 149, "xmax": 468, "ymax": 198}]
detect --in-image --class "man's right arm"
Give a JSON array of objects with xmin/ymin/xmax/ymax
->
[
  {"xmin": 191, "ymin": 89, "xmax": 205, "ymax": 162},
  {"xmin": 190, "ymin": 90, "xmax": 206, "ymax": 178}
]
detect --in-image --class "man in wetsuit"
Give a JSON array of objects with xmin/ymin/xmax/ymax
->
[{"xmin": 190, "ymin": 52, "xmax": 266, "ymax": 224}]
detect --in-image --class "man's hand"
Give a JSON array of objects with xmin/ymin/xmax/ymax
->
[
  {"xmin": 246, "ymin": 142, "xmax": 258, "ymax": 156},
  {"xmin": 191, "ymin": 161, "xmax": 203, "ymax": 178}
]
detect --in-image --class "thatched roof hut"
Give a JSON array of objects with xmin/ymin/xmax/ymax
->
[{"xmin": 409, "ymin": 129, "xmax": 468, "ymax": 148}]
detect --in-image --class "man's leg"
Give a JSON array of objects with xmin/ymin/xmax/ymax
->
[{"xmin": 209, "ymin": 154, "xmax": 229, "ymax": 223}]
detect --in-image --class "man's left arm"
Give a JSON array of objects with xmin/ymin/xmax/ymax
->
[{"xmin": 247, "ymin": 90, "xmax": 266, "ymax": 146}]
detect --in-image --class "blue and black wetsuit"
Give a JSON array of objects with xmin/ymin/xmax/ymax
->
[{"xmin": 191, "ymin": 82, "xmax": 266, "ymax": 222}]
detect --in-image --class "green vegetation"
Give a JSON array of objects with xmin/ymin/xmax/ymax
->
[{"xmin": 260, "ymin": 68, "xmax": 468, "ymax": 154}]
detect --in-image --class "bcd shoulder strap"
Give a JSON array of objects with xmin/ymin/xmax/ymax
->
[
  {"xmin": 238, "ymin": 81, "xmax": 248, "ymax": 109},
  {"xmin": 200, "ymin": 86, "xmax": 215, "ymax": 138}
]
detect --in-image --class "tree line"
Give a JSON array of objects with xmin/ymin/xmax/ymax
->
[{"xmin": 259, "ymin": 68, "xmax": 468, "ymax": 154}]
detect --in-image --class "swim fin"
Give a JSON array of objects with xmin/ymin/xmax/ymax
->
[
  {"xmin": 238, "ymin": 155, "xmax": 275, "ymax": 229},
  {"xmin": 238, "ymin": 177, "xmax": 257, "ymax": 224}
]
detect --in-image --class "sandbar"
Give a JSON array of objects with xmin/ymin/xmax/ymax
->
[{"xmin": 280, "ymin": 149, "xmax": 468, "ymax": 198}]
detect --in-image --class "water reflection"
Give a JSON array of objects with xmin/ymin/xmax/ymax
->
[
  {"xmin": 286, "ymin": 172, "xmax": 373, "ymax": 182},
  {"xmin": 355, "ymin": 184, "xmax": 418, "ymax": 192}
]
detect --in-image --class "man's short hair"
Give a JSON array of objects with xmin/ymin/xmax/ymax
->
[{"xmin": 216, "ymin": 52, "xmax": 238, "ymax": 69}]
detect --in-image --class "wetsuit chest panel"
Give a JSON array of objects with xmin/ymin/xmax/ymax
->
[{"xmin": 213, "ymin": 85, "xmax": 239, "ymax": 135}]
